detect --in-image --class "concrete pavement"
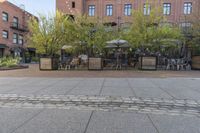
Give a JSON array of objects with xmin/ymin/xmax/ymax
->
[{"xmin": 0, "ymin": 77, "xmax": 200, "ymax": 133}]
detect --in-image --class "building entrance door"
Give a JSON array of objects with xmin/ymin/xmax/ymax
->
[{"xmin": 0, "ymin": 48, "xmax": 3, "ymax": 57}]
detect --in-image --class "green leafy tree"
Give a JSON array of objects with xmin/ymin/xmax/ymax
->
[
  {"xmin": 70, "ymin": 15, "xmax": 116, "ymax": 56},
  {"xmin": 27, "ymin": 11, "xmax": 72, "ymax": 56},
  {"xmin": 123, "ymin": 7, "xmax": 182, "ymax": 52},
  {"xmin": 187, "ymin": 14, "xmax": 200, "ymax": 54}
]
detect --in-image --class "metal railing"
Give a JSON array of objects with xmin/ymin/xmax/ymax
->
[{"xmin": 10, "ymin": 22, "xmax": 28, "ymax": 32}]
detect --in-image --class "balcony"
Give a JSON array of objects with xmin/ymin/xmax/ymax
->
[{"xmin": 10, "ymin": 22, "xmax": 28, "ymax": 32}]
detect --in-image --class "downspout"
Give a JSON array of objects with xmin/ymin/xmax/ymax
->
[{"xmin": 82, "ymin": 0, "xmax": 86, "ymax": 15}]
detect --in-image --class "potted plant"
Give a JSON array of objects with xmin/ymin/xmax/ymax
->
[
  {"xmin": 123, "ymin": 8, "xmax": 182, "ymax": 70},
  {"xmin": 27, "ymin": 11, "xmax": 71, "ymax": 70},
  {"xmin": 71, "ymin": 16, "xmax": 114, "ymax": 70}
]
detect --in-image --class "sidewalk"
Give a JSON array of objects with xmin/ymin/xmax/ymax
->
[
  {"xmin": 0, "ymin": 77, "xmax": 200, "ymax": 133},
  {"xmin": 1, "ymin": 64, "xmax": 200, "ymax": 78}
]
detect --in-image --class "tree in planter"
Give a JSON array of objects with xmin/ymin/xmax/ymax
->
[
  {"xmin": 70, "ymin": 16, "xmax": 116, "ymax": 57},
  {"xmin": 27, "ymin": 11, "xmax": 73, "ymax": 56},
  {"xmin": 123, "ymin": 7, "xmax": 182, "ymax": 55}
]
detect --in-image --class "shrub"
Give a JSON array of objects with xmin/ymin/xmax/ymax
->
[
  {"xmin": 0, "ymin": 57, "xmax": 20, "ymax": 68},
  {"xmin": 31, "ymin": 57, "xmax": 39, "ymax": 62}
]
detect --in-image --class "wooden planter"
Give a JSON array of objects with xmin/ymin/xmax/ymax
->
[
  {"xmin": 88, "ymin": 57, "xmax": 102, "ymax": 70},
  {"xmin": 192, "ymin": 55, "xmax": 200, "ymax": 70},
  {"xmin": 39, "ymin": 57, "xmax": 59, "ymax": 70},
  {"xmin": 139, "ymin": 56, "xmax": 157, "ymax": 70}
]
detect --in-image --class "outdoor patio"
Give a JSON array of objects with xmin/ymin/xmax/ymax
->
[{"xmin": 56, "ymin": 39, "xmax": 193, "ymax": 71}]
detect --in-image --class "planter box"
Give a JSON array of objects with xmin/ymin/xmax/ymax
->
[
  {"xmin": 192, "ymin": 55, "xmax": 200, "ymax": 70},
  {"xmin": 88, "ymin": 57, "xmax": 102, "ymax": 70},
  {"xmin": 0, "ymin": 65, "xmax": 28, "ymax": 71},
  {"xmin": 139, "ymin": 56, "xmax": 157, "ymax": 70},
  {"xmin": 39, "ymin": 57, "xmax": 59, "ymax": 70}
]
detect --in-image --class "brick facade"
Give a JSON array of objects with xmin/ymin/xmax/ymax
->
[
  {"xmin": 0, "ymin": 0, "xmax": 36, "ymax": 58},
  {"xmin": 56, "ymin": 0, "xmax": 200, "ymax": 26}
]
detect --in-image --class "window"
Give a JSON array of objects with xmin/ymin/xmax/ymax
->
[
  {"xmin": 184, "ymin": 2, "xmax": 192, "ymax": 15},
  {"xmin": 124, "ymin": 4, "xmax": 132, "ymax": 16},
  {"xmin": 88, "ymin": 5, "xmax": 95, "ymax": 16},
  {"xmin": 180, "ymin": 22, "xmax": 192, "ymax": 28},
  {"xmin": 180, "ymin": 22, "xmax": 192, "ymax": 33},
  {"xmin": 13, "ymin": 33, "xmax": 18, "ymax": 44},
  {"xmin": 18, "ymin": 35, "xmax": 23, "ymax": 45},
  {"xmin": 72, "ymin": 1, "xmax": 75, "ymax": 8},
  {"xmin": 144, "ymin": 4, "xmax": 151, "ymax": 15},
  {"xmin": 2, "ymin": 12, "xmax": 8, "ymax": 22},
  {"xmin": 2, "ymin": 30, "xmax": 8, "ymax": 39},
  {"xmin": 106, "ymin": 5, "xmax": 113, "ymax": 16},
  {"xmin": 163, "ymin": 3, "xmax": 171, "ymax": 15},
  {"xmin": 13, "ymin": 17, "xmax": 19, "ymax": 28}
]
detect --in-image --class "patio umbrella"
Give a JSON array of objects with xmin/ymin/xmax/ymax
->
[
  {"xmin": 62, "ymin": 45, "xmax": 72, "ymax": 49},
  {"xmin": 106, "ymin": 39, "xmax": 130, "ymax": 48}
]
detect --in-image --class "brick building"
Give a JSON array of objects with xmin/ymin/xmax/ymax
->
[
  {"xmin": 0, "ymin": 0, "xmax": 37, "ymax": 58},
  {"xmin": 56, "ymin": 0, "xmax": 200, "ymax": 28}
]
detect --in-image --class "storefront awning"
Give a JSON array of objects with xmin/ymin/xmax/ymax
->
[{"xmin": 0, "ymin": 44, "xmax": 8, "ymax": 49}]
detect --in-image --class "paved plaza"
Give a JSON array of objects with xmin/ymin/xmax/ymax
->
[
  {"xmin": 1, "ymin": 64, "xmax": 200, "ymax": 78},
  {"xmin": 0, "ymin": 77, "xmax": 200, "ymax": 133}
]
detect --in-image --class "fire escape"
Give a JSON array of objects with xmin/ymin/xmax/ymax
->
[{"xmin": 10, "ymin": 4, "xmax": 28, "ymax": 32}]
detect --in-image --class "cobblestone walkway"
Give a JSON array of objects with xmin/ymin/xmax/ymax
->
[{"xmin": 0, "ymin": 94, "xmax": 200, "ymax": 117}]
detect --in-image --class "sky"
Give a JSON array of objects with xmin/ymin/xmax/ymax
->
[{"xmin": 8, "ymin": 0, "xmax": 56, "ymax": 17}]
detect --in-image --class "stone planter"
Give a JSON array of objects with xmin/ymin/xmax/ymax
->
[
  {"xmin": 88, "ymin": 57, "xmax": 102, "ymax": 70},
  {"xmin": 39, "ymin": 57, "xmax": 59, "ymax": 70},
  {"xmin": 192, "ymin": 55, "xmax": 200, "ymax": 70},
  {"xmin": 139, "ymin": 56, "xmax": 157, "ymax": 70}
]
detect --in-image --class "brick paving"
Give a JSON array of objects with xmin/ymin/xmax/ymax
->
[
  {"xmin": 0, "ymin": 64, "xmax": 200, "ymax": 78},
  {"xmin": 0, "ymin": 94, "xmax": 200, "ymax": 117}
]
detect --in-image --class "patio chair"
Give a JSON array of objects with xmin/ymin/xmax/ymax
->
[
  {"xmin": 166, "ymin": 59, "xmax": 176, "ymax": 70},
  {"xmin": 116, "ymin": 58, "xmax": 122, "ymax": 70},
  {"xmin": 70, "ymin": 58, "xmax": 80, "ymax": 69},
  {"xmin": 65, "ymin": 58, "xmax": 72, "ymax": 70},
  {"xmin": 179, "ymin": 58, "xmax": 190, "ymax": 71},
  {"xmin": 176, "ymin": 59, "xmax": 182, "ymax": 70},
  {"xmin": 58, "ymin": 60, "xmax": 66, "ymax": 70}
]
